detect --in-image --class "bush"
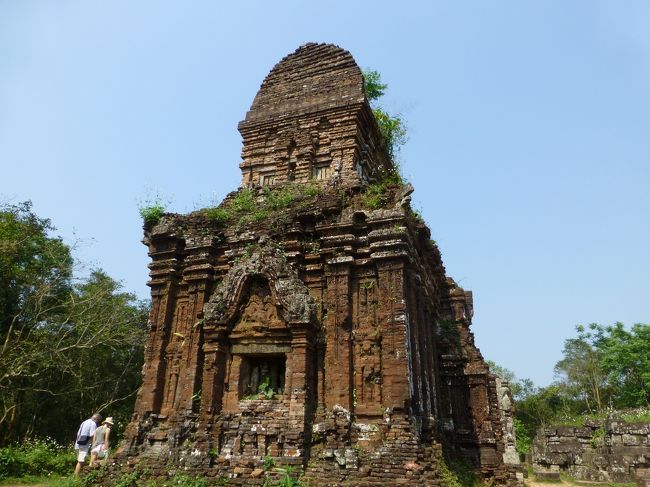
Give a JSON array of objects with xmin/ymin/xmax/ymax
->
[
  {"xmin": 168, "ymin": 473, "xmax": 208, "ymax": 487},
  {"xmin": 139, "ymin": 204, "xmax": 166, "ymax": 225},
  {"xmin": 372, "ymin": 108, "xmax": 407, "ymax": 161},
  {"xmin": 203, "ymin": 184, "xmax": 320, "ymax": 226},
  {"xmin": 438, "ymin": 456, "xmax": 476, "ymax": 487},
  {"xmin": 362, "ymin": 69, "xmax": 407, "ymax": 162},
  {"xmin": 264, "ymin": 187, "xmax": 295, "ymax": 210},
  {"xmin": 514, "ymin": 418, "xmax": 531, "ymax": 456},
  {"xmin": 114, "ymin": 469, "xmax": 141, "ymax": 487},
  {"xmin": 230, "ymin": 189, "xmax": 256, "ymax": 213},
  {"xmin": 361, "ymin": 171, "xmax": 403, "ymax": 210},
  {"xmin": 204, "ymin": 206, "xmax": 229, "ymax": 223},
  {"xmin": 0, "ymin": 437, "xmax": 75, "ymax": 479},
  {"xmin": 621, "ymin": 407, "xmax": 650, "ymax": 423}
]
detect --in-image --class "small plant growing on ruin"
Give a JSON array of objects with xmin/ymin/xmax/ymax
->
[
  {"xmin": 114, "ymin": 468, "xmax": 142, "ymax": 487},
  {"xmin": 191, "ymin": 389, "xmax": 202, "ymax": 412},
  {"xmin": 362, "ymin": 69, "xmax": 407, "ymax": 163},
  {"xmin": 230, "ymin": 188, "xmax": 256, "ymax": 213},
  {"xmin": 264, "ymin": 186, "xmax": 295, "ymax": 210},
  {"xmin": 408, "ymin": 207, "xmax": 425, "ymax": 225},
  {"xmin": 618, "ymin": 407, "xmax": 650, "ymax": 423},
  {"xmin": 361, "ymin": 69, "xmax": 408, "ymax": 210},
  {"xmin": 300, "ymin": 183, "xmax": 322, "ymax": 198},
  {"xmin": 258, "ymin": 377, "xmax": 276, "ymax": 399},
  {"xmin": 138, "ymin": 191, "xmax": 171, "ymax": 225},
  {"xmin": 139, "ymin": 204, "xmax": 166, "ymax": 225},
  {"xmin": 263, "ymin": 455, "xmax": 276, "ymax": 471},
  {"xmin": 274, "ymin": 465, "xmax": 300, "ymax": 487},
  {"xmin": 438, "ymin": 319, "xmax": 461, "ymax": 346},
  {"xmin": 204, "ymin": 185, "xmax": 309, "ymax": 227},
  {"xmin": 590, "ymin": 426, "xmax": 605, "ymax": 449},
  {"xmin": 361, "ymin": 171, "xmax": 403, "ymax": 209},
  {"xmin": 360, "ymin": 280, "xmax": 374, "ymax": 290},
  {"xmin": 438, "ymin": 456, "xmax": 477, "ymax": 487},
  {"xmin": 164, "ymin": 473, "xmax": 208, "ymax": 487},
  {"xmin": 362, "ymin": 70, "xmax": 386, "ymax": 100},
  {"xmin": 204, "ymin": 206, "xmax": 229, "ymax": 223},
  {"xmin": 253, "ymin": 208, "xmax": 269, "ymax": 222}
]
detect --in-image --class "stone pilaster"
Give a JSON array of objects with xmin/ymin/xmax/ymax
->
[
  {"xmin": 135, "ymin": 234, "xmax": 184, "ymax": 417},
  {"xmin": 323, "ymin": 256, "xmax": 353, "ymax": 410},
  {"xmin": 374, "ymin": 257, "xmax": 409, "ymax": 411}
]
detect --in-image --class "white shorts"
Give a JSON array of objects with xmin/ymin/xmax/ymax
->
[
  {"xmin": 77, "ymin": 447, "xmax": 90, "ymax": 462},
  {"xmin": 91, "ymin": 444, "xmax": 107, "ymax": 459}
]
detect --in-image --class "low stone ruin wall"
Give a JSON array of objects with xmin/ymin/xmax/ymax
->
[{"xmin": 532, "ymin": 418, "xmax": 650, "ymax": 486}]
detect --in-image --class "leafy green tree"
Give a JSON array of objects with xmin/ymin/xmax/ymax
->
[
  {"xmin": 554, "ymin": 324, "xmax": 609, "ymax": 412},
  {"xmin": 552, "ymin": 322, "xmax": 649, "ymax": 412},
  {"xmin": 515, "ymin": 384, "xmax": 569, "ymax": 437},
  {"xmin": 0, "ymin": 201, "xmax": 72, "ymax": 339},
  {"xmin": 0, "ymin": 202, "xmax": 147, "ymax": 445},
  {"xmin": 592, "ymin": 322, "xmax": 650, "ymax": 407}
]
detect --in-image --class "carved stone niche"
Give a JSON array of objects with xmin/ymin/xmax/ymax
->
[{"xmin": 202, "ymin": 245, "xmax": 317, "ymax": 415}]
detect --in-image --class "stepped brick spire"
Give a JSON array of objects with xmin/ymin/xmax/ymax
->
[{"xmin": 238, "ymin": 43, "xmax": 391, "ymax": 188}]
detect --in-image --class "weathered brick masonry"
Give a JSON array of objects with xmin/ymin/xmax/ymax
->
[
  {"xmin": 119, "ymin": 43, "xmax": 522, "ymax": 485},
  {"xmin": 533, "ymin": 418, "xmax": 650, "ymax": 486}
]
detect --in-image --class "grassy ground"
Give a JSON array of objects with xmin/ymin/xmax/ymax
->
[
  {"xmin": 0, "ymin": 475, "xmax": 640, "ymax": 487},
  {"xmin": 0, "ymin": 475, "xmax": 75, "ymax": 487}
]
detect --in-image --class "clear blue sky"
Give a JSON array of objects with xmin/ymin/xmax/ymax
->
[{"xmin": 1, "ymin": 1, "xmax": 648, "ymax": 387}]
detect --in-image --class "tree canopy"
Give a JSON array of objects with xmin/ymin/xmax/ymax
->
[
  {"xmin": 555, "ymin": 322, "xmax": 650, "ymax": 409},
  {"xmin": 0, "ymin": 202, "xmax": 147, "ymax": 445},
  {"xmin": 490, "ymin": 322, "xmax": 650, "ymax": 457}
]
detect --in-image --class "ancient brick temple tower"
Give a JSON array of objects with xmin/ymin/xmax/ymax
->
[{"xmin": 122, "ymin": 43, "xmax": 522, "ymax": 485}]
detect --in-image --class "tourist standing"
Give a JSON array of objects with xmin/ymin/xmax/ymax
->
[
  {"xmin": 74, "ymin": 413, "xmax": 101, "ymax": 476},
  {"xmin": 89, "ymin": 417, "xmax": 113, "ymax": 467}
]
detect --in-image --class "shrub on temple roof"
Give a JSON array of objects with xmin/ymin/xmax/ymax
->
[
  {"xmin": 362, "ymin": 69, "xmax": 408, "ymax": 163},
  {"xmin": 138, "ymin": 191, "xmax": 170, "ymax": 225},
  {"xmin": 203, "ymin": 184, "xmax": 322, "ymax": 225},
  {"xmin": 362, "ymin": 69, "xmax": 386, "ymax": 102}
]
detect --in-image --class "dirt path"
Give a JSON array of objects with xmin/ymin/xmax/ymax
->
[
  {"xmin": 526, "ymin": 479, "xmax": 628, "ymax": 487},
  {"xmin": 527, "ymin": 480, "xmax": 564, "ymax": 487}
]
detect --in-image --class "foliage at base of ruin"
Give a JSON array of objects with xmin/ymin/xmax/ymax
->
[
  {"xmin": 438, "ymin": 455, "xmax": 480, "ymax": 487},
  {"xmin": 0, "ymin": 438, "xmax": 74, "ymax": 480}
]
